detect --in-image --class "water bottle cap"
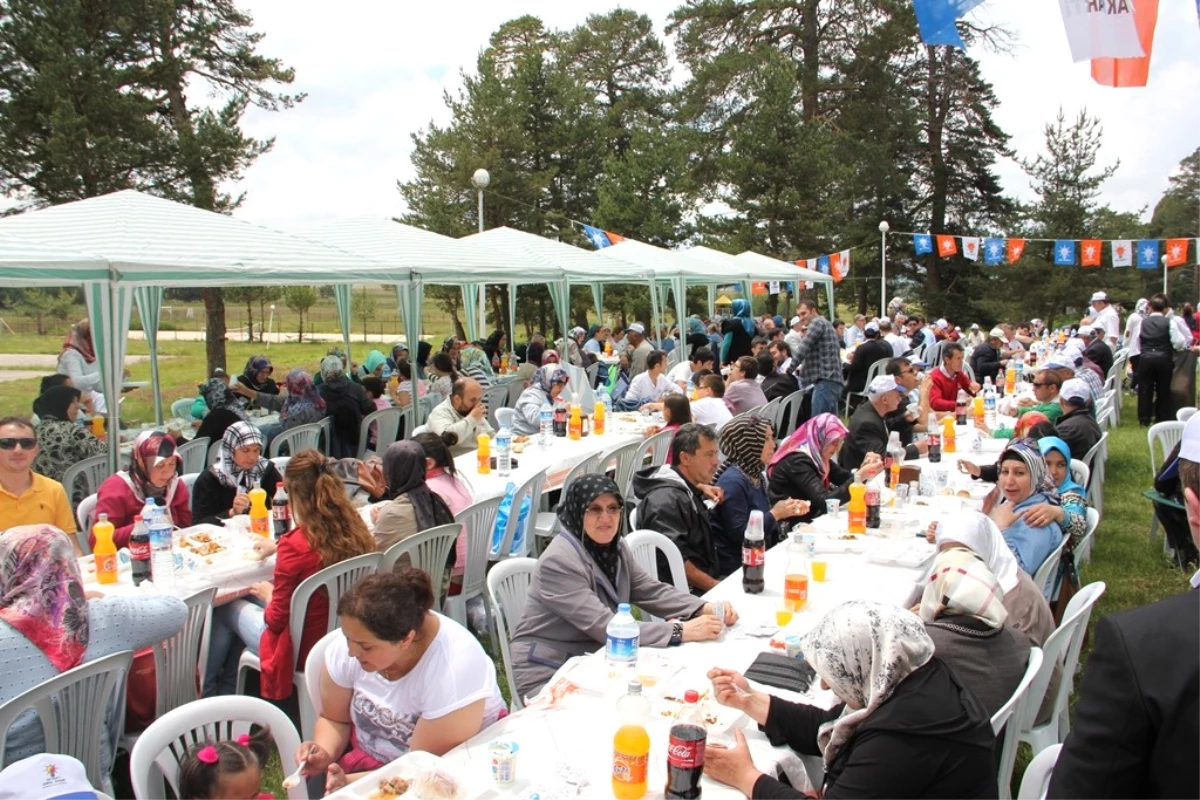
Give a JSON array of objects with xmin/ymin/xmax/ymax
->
[
  {"xmin": 618, "ymin": 602, "xmax": 631, "ymax": 613},
  {"xmin": 627, "ymin": 680, "xmax": 643, "ymax": 695}
]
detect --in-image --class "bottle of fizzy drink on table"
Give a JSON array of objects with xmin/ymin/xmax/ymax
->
[
  {"xmin": 664, "ymin": 690, "xmax": 706, "ymax": 799},
  {"xmin": 477, "ymin": 433, "xmax": 491, "ymax": 474},
  {"xmin": 783, "ymin": 532, "xmax": 809, "ymax": 612},
  {"xmin": 93, "ymin": 513, "xmax": 118, "ymax": 585},
  {"xmin": 741, "ymin": 510, "xmax": 765, "ymax": 594},
  {"xmin": 847, "ymin": 480, "xmax": 866, "ymax": 533},
  {"xmin": 248, "ymin": 482, "xmax": 270, "ymax": 537},
  {"xmin": 613, "ymin": 680, "xmax": 651, "ymax": 800}
]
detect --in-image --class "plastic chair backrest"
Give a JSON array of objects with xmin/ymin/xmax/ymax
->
[
  {"xmin": 585, "ymin": 361, "xmax": 600, "ymax": 387},
  {"xmin": 632, "ymin": 428, "xmax": 676, "ymax": 480},
  {"xmin": 1148, "ymin": 421, "xmax": 1185, "ymax": 476},
  {"xmin": 129, "ymin": 695, "xmax": 304, "ymax": 800},
  {"xmin": 1017, "ymin": 744, "xmax": 1062, "ymax": 800},
  {"xmin": 775, "ymin": 389, "xmax": 805, "ymax": 439},
  {"xmin": 303, "ymin": 629, "xmax": 340, "ymax": 736},
  {"xmin": 288, "ymin": 553, "xmax": 382, "ymax": 670},
  {"xmin": 1032, "ymin": 535, "xmax": 1068, "ymax": 600},
  {"xmin": 599, "ymin": 440, "xmax": 643, "ymax": 494},
  {"xmin": 757, "ymin": 397, "xmax": 782, "ymax": 424},
  {"xmin": 380, "ymin": 522, "xmax": 461, "ymax": 576},
  {"xmin": 494, "ymin": 469, "xmax": 548, "ymax": 558},
  {"xmin": 626, "ymin": 529, "xmax": 689, "ymax": 594},
  {"xmin": 1076, "ymin": 507, "xmax": 1100, "ymax": 567},
  {"xmin": 992, "ymin": 647, "xmax": 1044, "ymax": 800},
  {"xmin": 495, "ymin": 408, "xmax": 517, "ymax": 431},
  {"xmin": 179, "ymin": 473, "xmax": 199, "ymax": 512},
  {"xmin": 1069, "ymin": 459, "xmax": 1089, "ymax": 489},
  {"xmin": 487, "ymin": 557, "xmax": 537, "ymax": 711},
  {"xmin": 0, "ymin": 649, "xmax": 133, "ymax": 792},
  {"xmin": 206, "ymin": 438, "xmax": 221, "ymax": 466},
  {"xmin": 177, "ymin": 436, "xmax": 210, "ymax": 475},
  {"xmin": 556, "ymin": 454, "xmax": 603, "ymax": 501},
  {"xmin": 1082, "ymin": 432, "xmax": 1108, "ymax": 512},
  {"xmin": 357, "ymin": 406, "xmax": 406, "ymax": 460},
  {"xmin": 269, "ymin": 420, "xmax": 324, "ymax": 458},
  {"xmin": 1177, "ymin": 406, "xmax": 1197, "ymax": 422},
  {"xmin": 170, "ymin": 398, "xmax": 195, "ymax": 419},
  {"xmin": 1039, "ymin": 581, "xmax": 1106, "ymax": 730},
  {"xmin": 318, "ymin": 417, "xmax": 333, "ymax": 455},
  {"xmin": 271, "ymin": 456, "xmax": 290, "ymax": 473},
  {"xmin": 76, "ymin": 494, "xmax": 98, "ymax": 553},
  {"xmin": 61, "ymin": 453, "xmax": 114, "ymax": 508},
  {"xmin": 454, "ymin": 495, "xmax": 504, "ymax": 602},
  {"xmin": 483, "ymin": 383, "xmax": 510, "ymax": 430},
  {"xmin": 154, "ymin": 586, "xmax": 217, "ymax": 717}
]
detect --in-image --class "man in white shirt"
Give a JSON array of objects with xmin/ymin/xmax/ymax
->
[
  {"xmin": 1084, "ymin": 291, "xmax": 1120, "ymax": 346},
  {"xmin": 667, "ymin": 347, "xmax": 715, "ymax": 389},
  {"xmin": 1124, "ymin": 298, "xmax": 1147, "ymax": 390},
  {"xmin": 844, "ymin": 314, "xmax": 867, "ymax": 349},
  {"xmin": 627, "ymin": 350, "xmax": 681, "ymax": 403},
  {"xmin": 689, "ymin": 373, "xmax": 733, "ymax": 430},
  {"xmin": 426, "ymin": 377, "xmax": 494, "ymax": 454},
  {"xmin": 880, "ymin": 318, "xmax": 907, "ymax": 357},
  {"xmin": 784, "ymin": 315, "xmax": 805, "ymax": 357}
]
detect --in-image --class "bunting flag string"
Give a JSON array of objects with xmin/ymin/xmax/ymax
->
[
  {"xmin": 896, "ymin": 231, "xmax": 1200, "ymax": 268},
  {"xmin": 791, "ymin": 239, "xmax": 879, "ymax": 285}
]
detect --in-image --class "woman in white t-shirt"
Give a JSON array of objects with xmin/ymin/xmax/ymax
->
[
  {"xmin": 627, "ymin": 350, "xmax": 681, "ymax": 404},
  {"xmin": 297, "ymin": 569, "xmax": 506, "ymax": 793}
]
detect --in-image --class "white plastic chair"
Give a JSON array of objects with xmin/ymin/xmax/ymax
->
[
  {"xmin": 271, "ymin": 456, "xmax": 291, "ymax": 473},
  {"xmin": 532, "ymin": 453, "xmax": 602, "ymax": 549},
  {"xmin": 61, "ymin": 452, "xmax": 115, "ymax": 508},
  {"xmin": 1019, "ymin": 582, "xmax": 1106, "ymax": 756},
  {"xmin": 380, "ymin": 522, "xmax": 461, "ymax": 576},
  {"xmin": 445, "ymin": 496, "xmax": 503, "ymax": 635},
  {"xmin": 495, "ymin": 407, "xmax": 517, "ymax": 431},
  {"xmin": 774, "ymin": 389, "xmax": 805, "ymax": 440},
  {"xmin": 302, "ymin": 629, "xmax": 340, "ymax": 738},
  {"xmin": 1075, "ymin": 507, "xmax": 1100, "ymax": 568},
  {"xmin": 206, "ymin": 438, "xmax": 221, "ymax": 466},
  {"xmin": 129, "ymin": 695, "xmax": 305, "ymax": 800},
  {"xmin": 487, "ymin": 557, "xmax": 537, "ymax": 711},
  {"xmin": 492, "ymin": 469, "xmax": 548, "ymax": 560},
  {"xmin": 1032, "ymin": 535, "xmax": 1069, "ymax": 600},
  {"xmin": 236, "ymin": 552, "xmax": 381, "ymax": 737},
  {"xmin": 1069, "ymin": 459, "xmax": 1089, "ymax": 489},
  {"xmin": 600, "ymin": 440, "xmax": 645, "ymax": 498},
  {"xmin": 992, "ymin": 647, "xmax": 1044, "ymax": 800},
  {"xmin": 177, "ymin": 436, "xmax": 210, "ymax": 475},
  {"xmin": 269, "ymin": 420, "xmax": 324, "ymax": 458},
  {"xmin": 180, "ymin": 472, "xmax": 200, "ymax": 511},
  {"xmin": 1177, "ymin": 406, "xmax": 1197, "ymax": 422},
  {"xmin": 357, "ymin": 406, "xmax": 406, "ymax": 460},
  {"xmin": 483, "ymin": 383, "xmax": 511, "ymax": 431},
  {"xmin": 0, "ymin": 649, "xmax": 133, "ymax": 795},
  {"xmin": 626, "ymin": 529, "xmax": 689, "ymax": 596},
  {"xmin": 170, "ymin": 397, "xmax": 195, "ymax": 419},
  {"xmin": 76, "ymin": 493, "xmax": 98, "ymax": 554},
  {"xmin": 1017, "ymin": 744, "xmax": 1062, "ymax": 800},
  {"xmin": 1081, "ymin": 432, "xmax": 1108, "ymax": 515}
]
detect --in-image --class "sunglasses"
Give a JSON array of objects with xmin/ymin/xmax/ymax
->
[
  {"xmin": 1031, "ymin": 382, "xmax": 1050, "ymax": 388},
  {"xmin": 0, "ymin": 437, "xmax": 37, "ymax": 451}
]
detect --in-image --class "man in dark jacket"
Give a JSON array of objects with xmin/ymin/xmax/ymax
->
[
  {"xmin": 969, "ymin": 327, "xmax": 1005, "ymax": 386},
  {"xmin": 1055, "ymin": 379, "xmax": 1102, "ymax": 461},
  {"xmin": 841, "ymin": 376, "xmax": 928, "ymax": 471},
  {"xmin": 884, "ymin": 357, "xmax": 923, "ymax": 445},
  {"xmin": 1049, "ymin": 413, "xmax": 1200, "ymax": 799},
  {"xmin": 844, "ymin": 323, "xmax": 893, "ymax": 410},
  {"xmin": 758, "ymin": 352, "xmax": 798, "ymax": 402},
  {"xmin": 631, "ymin": 423, "xmax": 722, "ymax": 592},
  {"xmin": 1079, "ymin": 324, "xmax": 1114, "ymax": 379}
]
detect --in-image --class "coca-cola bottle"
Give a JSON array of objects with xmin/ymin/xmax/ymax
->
[
  {"xmin": 954, "ymin": 389, "xmax": 969, "ymax": 426},
  {"xmin": 272, "ymin": 484, "xmax": 292, "ymax": 538},
  {"xmin": 665, "ymin": 690, "xmax": 706, "ymax": 799},
  {"xmin": 129, "ymin": 515, "xmax": 151, "ymax": 587},
  {"xmin": 865, "ymin": 485, "xmax": 881, "ymax": 529},
  {"xmin": 927, "ymin": 412, "xmax": 941, "ymax": 464},
  {"xmin": 741, "ymin": 510, "xmax": 765, "ymax": 594},
  {"xmin": 553, "ymin": 400, "xmax": 568, "ymax": 437}
]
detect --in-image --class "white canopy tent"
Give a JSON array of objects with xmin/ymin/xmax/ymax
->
[
  {"xmin": 733, "ymin": 251, "xmax": 836, "ymax": 316},
  {"xmin": 0, "ymin": 191, "xmax": 405, "ymax": 460}
]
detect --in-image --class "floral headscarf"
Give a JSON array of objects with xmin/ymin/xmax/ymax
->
[
  {"xmin": 800, "ymin": 601, "xmax": 934, "ymax": 769},
  {"xmin": 542, "ymin": 349, "xmax": 560, "ymax": 364},
  {"xmin": 120, "ymin": 431, "xmax": 180, "ymax": 503},
  {"xmin": 460, "ymin": 343, "xmax": 492, "ymax": 375},
  {"xmin": 533, "ymin": 366, "xmax": 570, "ymax": 398},
  {"xmin": 213, "ymin": 421, "xmax": 269, "ymax": 491},
  {"xmin": 716, "ymin": 414, "xmax": 772, "ymax": 487},
  {"xmin": 999, "ymin": 438, "xmax": 1060, "ymax": 506},
  {"xmin": 282, "ymin": 368, "xmax": 325, "ymax": 422},
  {"xmin": 240, "ymin": 355, "xmax": 273, "ymax": 391},
  {"xmin": 0, "ymin": 526, "xmax": 89, "ymax": 672},
  {"xmin": 60, "ymin": 319, "xmax": 96, "ymax": 362},
  {"xmin": 918, "ymin": 548, "xmax": 1009, "ymax": 629},
  {"xmin": 768, "ymin": 413, "xmax": 848, "ymax": 488},
  {"xmin": 200, "ymin": 377, "xmax": 245, "ymax": 419},
  {"xmin": 319, "ymin": 355, "xmax": 345, "ymax": 383}
]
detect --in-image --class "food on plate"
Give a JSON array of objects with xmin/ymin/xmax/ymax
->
[
  {"xmin": 837, "ymin": 534, "xmax": 860, "ymax": 540},
  {"xmin": 413, "ymin": 769, "xmax": 460, "ymax": 800},
  {"xmin": 369, "ymin": 776, "xmax": 411, "ymax": 800},
  {"xmin": 956, "ymin": 490, "xmax": 971, "ymax": 498},
  {"xmin": 512, "ymin": 434, "xmax": 530, "ymax": 444}
]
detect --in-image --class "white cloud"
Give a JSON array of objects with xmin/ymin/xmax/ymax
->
[{"xmin": 233, "ymin": 0, "xmax": 1199, "ymax": 229}]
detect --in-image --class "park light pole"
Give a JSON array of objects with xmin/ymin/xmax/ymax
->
[
  {"xmin": 878, "ymin": 220, "xmax": 890, "ymax": 318},
  {"xmin": 1162, "ymin": 253, "xmax": 1169, "ymax": 297},
  {"xmin": 472, "ymin": 168, "xmax": 490, "ymax": 337}
]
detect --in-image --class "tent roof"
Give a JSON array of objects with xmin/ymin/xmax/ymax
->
[
  {"xmin": 0, "ymin": 232, "xmax": 110, "ymax": 283},
  {"xmin": 463, "ymin": 227, "xmax": 653, "ymax": 283},
  {"xmin": 735, "ymin": 250, "xmax": 833, "ymax": 284},
  {"xmin": 595, "ymin": 239, "xmax": 735, "ymax": 283},
  {"xmin": 307, "ymin": 218, "xmax": 548, "ymax": 284},
  {"xmin": 0, "ymin": 190, "xmax": 401, "ymax": 286}
]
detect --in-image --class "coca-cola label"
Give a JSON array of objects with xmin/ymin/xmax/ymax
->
[
  {"xmin": 129, "ymin": 539, "xmax": 151, "ymax": 560},
  {"xmin": 272, "ymin": 505, "xmax": 290, "ymax": 522},
  {"xmin": 667, "ymin": 734, "xmax": 705, "ymax": 769},
  {"xmin": 864, "ymin": 488, "xmax": 880, "ymax": 505},
  {"xmin": 612, "ymin": 750, "xmax": 648, "ymax": 784},
  {"xmin": 741, "ymin": 545, "xmax": 765, "ymax": 567}
]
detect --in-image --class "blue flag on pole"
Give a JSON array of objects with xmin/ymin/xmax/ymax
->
[
  {"xmin": 913, "ymin": 234, "xmax": 933, "ymax": 255},
  {"xmin": 1053, "ymin": 240, "xmax": 1076, "ymax": 266},
  {"xmin": 983, "ymin": 238, "xmax": 1005, "ymax": 265},
  {"xmin": 816, "ymin": 256, "xmax": 831, "ymax": 275},
  {"xmin": 1137, "ymin": 240, "xmax": 1160, "ymax": 269},
  {"xmin": 582, "ymin": 225, "xmax": 613, "ymax": 249},
  {"xmin": 912, "ymin": 0, "xmax": 984, "ymax": 48}
]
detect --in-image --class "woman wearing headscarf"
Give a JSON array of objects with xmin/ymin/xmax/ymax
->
[
  {"xmin": 195, "ymin": 374, "xmax": 250, "ymax": 443},
  {"xmin": 1031, "ymin": 436, "xmax": 1089, "ymax": 546},
  {"xmin": 525, "ymin": 336, "xmax": 546, "ymax": 369},
  {"xmin": 483, "ymin": 329, "xmax": 508, "ymax": 369},
  {"xmin": 0, "ymin": 525, "xmax": 186, "ymax": 769},
  {"xmin": 720, "ymin": 298, "xmax": 758, "ymax": 366},
  {"xmin": 237, "ymin": 355, "xmax": 278, "ymax": 397},
  {"xmin": 766, "ymin": 413, "xmax": 882, "ymax": 523},
  {"xmin": 370, "ymin": 441, "xmax": 456, "ymax": 554},
  {"xmin": 991, "ymin": 439, "xmax": 1063, "ymax": 575},
  {"xmin": 458, "ymin": 340, "xmax": 494, "ymax": 387},
  {"xmin": 710, "ymin": 416, "xmax": 809, "ymax": 575},
  {"xmin": 55, "ymin": 319, "xmax": 103, "ymax": 403},
  {"xmin": 508, "ymin": 475, "xmax": 733, "ymax": 701},
  {"xmin": 414, "ymin": 340, "xmax": 432, "ymax": 381},
  {"xmin": 686, "ymin": 316, "xmax": 710, "ymax": 358},
  {"xmin": 190, "ymin": 422, "xmax": 282, "ymax": 526},
  {"xmin": 513, "ymin": 366, "xmax": 570, "ymax": 436},
  {"xmin": 386, "ymin": 342, "xmax": 408, "ymax": 372},
  {"xmin": 357, "ymin": 349, "xmax": 388, "ymax": 381},
  {"xmin": 30, "ymin": 385, "xmax": 106, "ymax": 483},
  {"xmin": 317, "ymin": 356, "xmax": 374, "ymax": 459},
  {"xmin": 704, "ymin": 601, "xmax": 995, "ymax": 799},
  {"xmin": 918, "ymin": 548, "xmax": 1031, "ymax": 716},
  {"xmin": 279, "ymin": 368, "xmax": 327, "ymax": 430},
  {"xmin": 94, "ymin": 432, "xmax": 192, "ymax": 548}
]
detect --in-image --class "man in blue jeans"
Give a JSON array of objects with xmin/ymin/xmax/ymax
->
[{"xmin": 789, "ymin": 299, "xmax": 844, "ymax": 418}]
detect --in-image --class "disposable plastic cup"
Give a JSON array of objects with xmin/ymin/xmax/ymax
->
[
  {"xmin": 811, "ymin": 561, "xmax": 828, "ymax": 582},
  {"xmin": 489, "ymin": 740, "xmax": 518, "ymax": 787}
]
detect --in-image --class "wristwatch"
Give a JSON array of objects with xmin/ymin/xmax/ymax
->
[{"xmin": 669, "ymin": 620, "xmax": 684, "ymax": 646}]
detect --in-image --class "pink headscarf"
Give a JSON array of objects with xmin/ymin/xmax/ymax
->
[
  {"xmin": 768, "ymin": 412, "xmax": 849, "ymax": 488},
  {"xmin": 0, "ymin": 526, "xmax": 89, "ymax": 672}
]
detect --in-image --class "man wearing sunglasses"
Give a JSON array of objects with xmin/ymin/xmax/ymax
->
[{"xmin": 0, "ymin": 417, "xmax": 77, "ymax": 535}]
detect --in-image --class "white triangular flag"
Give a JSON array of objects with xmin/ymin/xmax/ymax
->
[
  {"xmin": 1057, "ymin": 0, "xmax": 1143, "ymax": 62},
  {"xmin": 961, "ymin": 237, "xmax": 981, "ymax": 261},
  {"xmin": 1111, "ymin": 239, "xmax": 1133, "ymax": 267},
  {"xmin": 805, "ymin": 258, "xmax": 817, "ymax": 272},
  {"xmin": 1196, "ymin": 239, "xmax": 1200, "ymax": 266}
]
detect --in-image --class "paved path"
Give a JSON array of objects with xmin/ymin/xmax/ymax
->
[{"xmin": 0, "ymin": 354, "xmax": 160, "ymax": 383}]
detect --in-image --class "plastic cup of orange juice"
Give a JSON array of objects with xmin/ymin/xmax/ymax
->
[
  {"xmin": 775, "ymin": 608, "xmax": 793, "ymax": 627},
  {"xmin": 811, "ymin": 561, "xmax": 828, "ymax": 582}
]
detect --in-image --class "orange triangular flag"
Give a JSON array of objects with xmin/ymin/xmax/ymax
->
[
  {"xmin": 1081, "ymin": 240, "xmax": 1103, "ymax": 267},
  {"xmin": 935, "ymin": 235, "xmax": 958, "ymax": 257},
  {"xmin": 1091, "ymin": 0, "xmax": 1159, "ymax": 88},
  {"xmin": 1007, "ymin": 239, "xmax": 1026, "ymax": 264},
  {"xmin": 1166, "ymin": 238, "xmax": 1190, "ymax": 267},
  {"xmin": 751, "ymin": 281, "xmax": 768, "ymax": 296},
  {"xmin": 605, "ymin": 231, "xmax": 625, "ymax": 245}
]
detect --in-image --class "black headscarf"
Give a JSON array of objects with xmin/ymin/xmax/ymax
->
[
  {"xmin": 416, "ymin": 341, "xmax": 432, "ymax": 368},
  {"xmin": 484, "ymin": 329, "xmax": 507, "ymax": 362},
  {"xmin": 382, "ymin": 441, "xmax": 455, "ymax": 532},
  {"xmin": 557, "ymin": 473, "xmax": 625, "ymax": 585},
  {"xmin": 526, "ymin": 340, "xmax": 545, "ymax": 367},
  {"xmin": 33, "ymin": 385, "xmax": 81, "ymax": 422}
]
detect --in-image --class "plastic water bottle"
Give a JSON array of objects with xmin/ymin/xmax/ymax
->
[
  {"xmin": 495, "ymin": 425, "xmax": 512, "ymax": 477},
  {"xmin": 148, "ymin": 503, "xmax": 176, "ymax": 592},
  {"xmin": 601, "ymin": 391, "xmax": 613, "ymax": 419},
  {"xmin": 983, "ymin": 377, "xmax": 998, "ymax": 428},
  {"xmin": 539, "ymin": 408, "xmax": 553, "ymax": 447},
  {"xmin": 606, "ymin": 603, "xmax": 640, "ymax": 673}
]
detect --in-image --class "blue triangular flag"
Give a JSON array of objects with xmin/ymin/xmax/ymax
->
[
  {"xmin": 816, "ymin": 255, "xmax": 831, "ymax": 275},
  {"xmin": 582, "ymin": 225, "xmax": 612, "ymax": 249},
  {"xmin": 912, "ymin": 0, "xmax": 982, "ymax": 48},
  {"xmin": 1137, "ymin": 240, "xmax": 1160, "ymax": 269},
  {"xmin": 914, "ymin": 234, "xmax": 933, "ymax": 256},
  {"xmin": 1053, "ymin": 240, "xmax": 1076, "ymax": 266},
  {"xmin": 983, "ymin": 238, "xmax": 1005, "ymax": 265}
]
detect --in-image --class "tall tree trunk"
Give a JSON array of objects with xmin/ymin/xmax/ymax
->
[
  {"xmin": 799, "ymin": 0, "xmax": 821, "ymax": 121},
  {"xmin": 202, "ymin": 289, "xmax": 226, "ymax": 366},
  {"xmin": 924, "ymin": 45, "xmax": 948, "ymax": 304}
]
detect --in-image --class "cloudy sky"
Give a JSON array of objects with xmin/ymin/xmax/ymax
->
[{"xmin": 233, "ymin": 0, "xmax": 1200, "ymax": 231}]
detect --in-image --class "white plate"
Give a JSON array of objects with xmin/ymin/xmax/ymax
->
[
  {"xmin": 332, "ymin": 751, "xmax": 484, "ymax": 800},
  {"xmin": 650, "ymin": 671, "xmax": 745, "ymax": 734},
  {"xmin": 866, "ymin": 540, "xmax": 936, "ymax": 569}
]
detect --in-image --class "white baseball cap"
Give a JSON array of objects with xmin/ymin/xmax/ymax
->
[
  {"xmin": 865, "ymin": 322, "xmax": 880, "ymax": 334},
  {"xmin": 1077, "ymin": 324, "xmax": 1095, "ymax": 337},
  {"xmin": 989, "ymin": 327, "xmax": 1005, "ymax": 339},
  {"xmin": 790, "ymin": 315, "xmax": 802, "ymax": 327},
  {"xmin": 970, "ymin": 323, "xmax": 980, "ymax": 330},
  {"xmin": 934, "ymin": 318, "xmax": 949, "ymax": 329},
  {"xmin": 627, "ymin": 322, "xmax": 646, "ymax": 334},
  {"xmin": 1161, "ymin": 412, "xmax": 1200, "ymax": 480},
  {"xmin": 868, "ymin": 375, "xmax": 903, "ymax": 396},
  {"xmin": 0, "ymin": 754, "xmax": 109, "ymax": 800},
  {"xmin": 1059, "ymin": 378, "xmax": 1092, "ymax": 404},
  {"xmin": 1090, "ymin": 291, "xmax": 1109, "ymax": 303}
]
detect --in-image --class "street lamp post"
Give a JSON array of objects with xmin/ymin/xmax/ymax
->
[
  {"xmin": 878, "ymin": 220, "xmax": 890, "ymax": 317},
  {"xmin": 1162, "ymin": 253, "xmax": 1169, "ymax": 297},
  {"xmin": 472, "ymin": 168, "xmax": 490, "ymax": 336}
]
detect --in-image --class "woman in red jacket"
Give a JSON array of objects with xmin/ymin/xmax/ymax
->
[
  {"xmin": 93, "ymin": 431, "xmax": 192, "ymax": 547},
  {"xmin": 202, "ymin": 449, "xmax": 376, "ymax": 697}
]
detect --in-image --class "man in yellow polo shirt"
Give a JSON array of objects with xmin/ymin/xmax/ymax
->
[{"xmin": 0, "ymin": 416, "xmax": 77, "ymax": 535}]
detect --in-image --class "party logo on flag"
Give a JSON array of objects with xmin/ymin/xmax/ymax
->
[
  {"xmin": 984, "ymin": 238, "xmax": 1005, "ymax": 264},
  {"xmin": 1137, "ymin": 239, "xmax": 1160, "ymax": 269},
  {"xmin": 1058, "ymin": 0, "xmax": 1143, "ymax": 62},
  {"xmin": 816, "ymin": 255, "xmax": 831, "ymax": 275},
  {"xmin": 914, "ymin": 234, "xmax": 933, "ymax": 255},
  {"xmin": 936, "ymin": 234, "xmax": 958, "ymax": 256},
  {"xmin": 1007, "ymin": 239, "xmax": 1026, "ymax": 264},
  {"xmin": 1111, "ymin": 239, "xmax": 1132, "ymax": 267},
  {"xmin": 751, "ymin": 281, "xmax": 768, "ymax": 296},
  {"xmin": 583, "ymin": 225, "xmax": 616, "ymax": 249},
  {"xmin": 962, "ymin": 237, "xmax": 981, "ymax": 261},
  {"xmin": 1166, "ymin": 238, "xmax": 1189, "ymax": 267},
  {"xmin": 913, "ymin": 0, "xmax": 985, "ymax": 48},
  {"xmin": 1081, "ymin": 239, "xmax": 1102, "ymax": 267},
  {"xmin": 830, "ymin": 250, "xmax": 850, "ymax": 283},
  {"xmin": 1054, "ymin": 240, "xmax": 1076, "ymax": 266}
]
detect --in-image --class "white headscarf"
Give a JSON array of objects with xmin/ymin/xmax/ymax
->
[
  {"xmin": 800, "ymin": 601, "xmax": 934, "ymax": 769},
  {"xmin": 933, "ymin": 510, "xmax": 1020, "ymax": 594},
  {"xmin": 918, "ymin": 547, "xmax": 1009, "ymax": 629}
]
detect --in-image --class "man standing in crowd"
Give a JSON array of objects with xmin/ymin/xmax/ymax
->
[
  {"xmin": 631, "ymin": 423, "xmax": 723, "ymax": 592},
  {"xmin": 1079, "ymin": 324, "xmax": 1114, "ymax": 378},
  {"xmin": 1048, "ymin": 414, "xmax": 1199, "ymax": 799},
  {"xmin": 0, "ymin": 416, "xmax": 77, "ymax": 537},
  {"xmin": 844, "ymin": 322, "xmax": 893, "ymax": 411},
  {"xmin": 927, "ymin": 343, "xmax": 979, "ymax": 413},
  {"xmin": 626, "ymin": 322, "xmax": 652, "ymax": 376},
  {"xmin": 1137, "ymin": 295, "xmax": 1197, "ymax": 426},
  {"xmin": 1124, "ymin": 298, "xmax": 1148, "ymax": 390},
  {"xmin": 789, "ymin": 299, "xmax": 845, "ymax": 418},
  {"xmin": 844, "ymin": 314, "xmax": 867, "ymax": 349},
  {"xmin": 1084, "ymin": 290, "xmax": 1121, "ymax": 346},
  {"xmin": 841, "ymin": 376, "xmax": 928, "ymax": 470},
  {"xmin": 427, "ymin": 377, "xmax": 494, "ymax": 454}
]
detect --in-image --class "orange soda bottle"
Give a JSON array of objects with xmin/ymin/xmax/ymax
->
[
  {"xmin": 568, "ymin": 403, "xmax": 582, "ymax": 440},
  {"xmin": 847, "ymin": 481, "xmax": 866, "ymax": 534},
  {"xmin": 477, "ymin": 433, "xmax": 491, "ymax": 474},
  {"xmin": 612, "ymin": 680, "xmax": 650, "ymax": 799},
  {"xmin": 783, "ymin": 532, "xmax": 809, "ymax": 612},
  {"xmin": 91, "ymin": 414, "xmax": 105, "ymax": 438},
  {"xmin": 593, "ymin": 400, "xmax": 606, "ymax": 435},
  {"xmin": 942, "ymin": 416, "xmax": 956, "ymax": 454},
  {"xmin": 248, "ymin": 482, "xmax": 270, "ymax": 537},
  {"xmin": 93, "ymin": 513, "xmax": 118, "ymax": 585}
]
